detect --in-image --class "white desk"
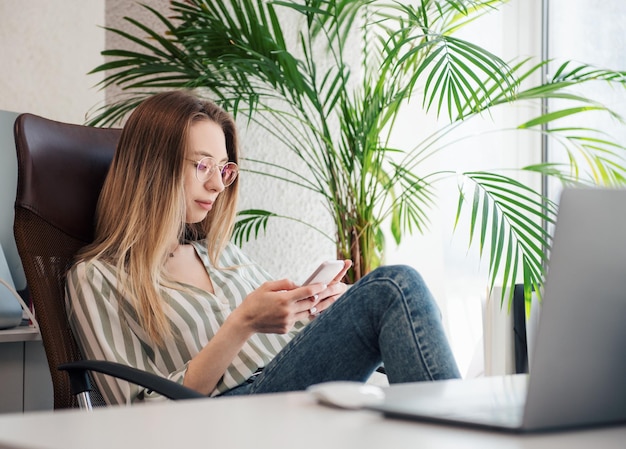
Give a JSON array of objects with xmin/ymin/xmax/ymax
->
[{"xmin": 0, "ymin": 390, "xmax": 623, "ymax": 449}]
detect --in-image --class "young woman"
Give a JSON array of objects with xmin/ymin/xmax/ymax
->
[{"xmin": 65, "ymin": 90, "xmax": 460, "ymax": 405}]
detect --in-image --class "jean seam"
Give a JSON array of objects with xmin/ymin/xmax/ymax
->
[{"xmin": 356, "ymin": 270, "xmax": 436, "ymax": 381}]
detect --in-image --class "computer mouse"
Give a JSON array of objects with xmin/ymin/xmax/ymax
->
[{"xmin": 307, "ymin": 381, "xmax": 385, "ymax": 409}]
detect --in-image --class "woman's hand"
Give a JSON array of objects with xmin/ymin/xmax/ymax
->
[
  {"xmin": 306, "ymin": 259, "xmax": 352, "ymax": 318},
  {"xmin": 234, "ymin": 279, "xmax": 329, "ymax": 334},
  {"xmin": 232, "ymin": 260, "xmax": 352, "ymax": 332}
]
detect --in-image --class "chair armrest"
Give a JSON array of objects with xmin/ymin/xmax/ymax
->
[{"xmin": 58, "ymin": 360, "xmax": 205, "ymax": 401}]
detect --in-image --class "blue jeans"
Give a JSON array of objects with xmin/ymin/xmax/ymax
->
[{"xmin": 220, "ymin": 265, "xmax": 460, "ymax": 396}]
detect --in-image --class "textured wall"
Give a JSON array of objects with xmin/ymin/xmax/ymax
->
[{"xmin": 0, "ymin": 0, "xmax": 105, "ymax": 123}]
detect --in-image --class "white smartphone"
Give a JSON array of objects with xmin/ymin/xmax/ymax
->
[{"xmin": 303, "ymin": 260, "xmax": 345, "ymax": 285}]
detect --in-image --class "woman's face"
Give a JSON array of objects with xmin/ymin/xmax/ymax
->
[{"xmin": 184, "ymin": 119, "xmax": 228, "ymax": 223}]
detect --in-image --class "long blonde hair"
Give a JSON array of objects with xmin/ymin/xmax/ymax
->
[{"xmin": 78, "ymin": 90, "xmax": 240, "ymax": 345}]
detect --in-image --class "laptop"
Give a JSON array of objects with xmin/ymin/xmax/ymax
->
[{"xmin": 370, "ymin": 187, "xmax": 626, "ymax": 432}]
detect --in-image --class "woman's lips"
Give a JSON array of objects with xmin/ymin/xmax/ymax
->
[{"xmin": 196, "ymin": 200, "xmax": 213, "ymax": 211}]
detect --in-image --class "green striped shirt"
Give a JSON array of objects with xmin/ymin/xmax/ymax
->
[{"xmin": 65, "ymin": 241, "xmax": 303, "ymax": 405}]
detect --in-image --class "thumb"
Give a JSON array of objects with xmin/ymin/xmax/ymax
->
[{"xmin": 261, "ymin": 278, "xmax": 298, "ymax": 292}]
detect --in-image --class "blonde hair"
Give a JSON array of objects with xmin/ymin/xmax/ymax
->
[{"xmin": 78, "ymin": 90, "xmax": 240, "ymax": 345}]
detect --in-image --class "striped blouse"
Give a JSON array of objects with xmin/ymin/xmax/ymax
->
[{"xmin": 65, "ymin": 241, "xmax": 304, "ymax": 405}]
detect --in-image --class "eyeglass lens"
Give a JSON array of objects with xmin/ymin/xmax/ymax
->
[{"xmin": 196, "ymin": 157, "xmax": 238, "ymax": 186}]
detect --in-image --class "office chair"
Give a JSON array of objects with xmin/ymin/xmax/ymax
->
[{"xmin": 13, "ymin": 113, "xmax": 203, "ymax": 409}]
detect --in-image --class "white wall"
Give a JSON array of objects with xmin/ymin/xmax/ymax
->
[{"xmin": 0, "ymin": 0, "xmax": 106, "ymax": 123}]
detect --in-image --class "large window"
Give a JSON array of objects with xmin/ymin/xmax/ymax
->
[{"xmin": 547, "ymin": 0, "xmax": 626, "ymax": 203}]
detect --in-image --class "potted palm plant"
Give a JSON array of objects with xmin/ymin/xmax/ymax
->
[{"xmin": 88, "ymin": 0, "xmax": 626, "ymax": 306}]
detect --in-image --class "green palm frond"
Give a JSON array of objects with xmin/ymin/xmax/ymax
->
[
  {"xmin": 534, "ymin": 129, "xmax": 626, "ymax": 185},
  {"xmin": 233, "ymin": 209, "xmax": 334, "ymax": 247},
  {"xmin": 232, "ymin": 209, "xmax": 278, "ymax": 246},
  {"xmin": 457, "ymin": 171, "xmax": 558, "ymax": 307},
  {"xmin": 386, "ymin": 166, "xmax": 440, "ymax": 241}
]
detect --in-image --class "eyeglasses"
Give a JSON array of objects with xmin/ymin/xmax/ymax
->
[{"xmin": 186, "ymin": 157, "xmax": 239, "ymax": 187}]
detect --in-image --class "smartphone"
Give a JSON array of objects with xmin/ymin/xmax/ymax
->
[{"xmin": 303, "ymin": 260, "xmax": 345, "ymax": 285}]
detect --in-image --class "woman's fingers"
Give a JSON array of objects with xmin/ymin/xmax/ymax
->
[
  {"xmin": 331, "ymin": 259, "xmax": 353, "ymax": 283},
  {"xmin": 243, "ymin": 281, "xmax": 330, "ymax": 331}
]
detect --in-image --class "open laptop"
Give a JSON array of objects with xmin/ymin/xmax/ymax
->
[{"xmin": 370, "ymin": 187, "xmax": 626, "ymax": 432}]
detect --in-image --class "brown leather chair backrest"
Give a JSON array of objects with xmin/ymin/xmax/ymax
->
[{"xmin": 13, "ymin": 113, "xmax": 121, "ymax": 409}]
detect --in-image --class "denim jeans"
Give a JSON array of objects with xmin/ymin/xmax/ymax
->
[{"xmin": 219, "ymin": 265, "xmax": 460, "ymax": 396}]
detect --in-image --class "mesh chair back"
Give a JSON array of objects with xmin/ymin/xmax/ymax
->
[{"xmin": 13, "ymin": 113, "xmax": 120, "ymax": 409}]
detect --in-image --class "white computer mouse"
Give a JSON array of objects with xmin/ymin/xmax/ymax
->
[{"xmin": 307, "ymin": 381, "xmax": 385, "ymax": 409}]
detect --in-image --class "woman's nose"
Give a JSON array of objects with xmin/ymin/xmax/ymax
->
[{"xmin": 204, "ymin": 169, "xmax": 225, "ymax": 192}]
